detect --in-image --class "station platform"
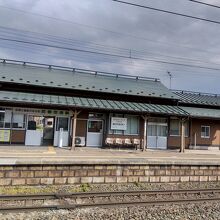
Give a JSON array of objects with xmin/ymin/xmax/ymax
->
[{"xmin": 0, "ymin": 146, "xmax": 220, "ymax": 166}]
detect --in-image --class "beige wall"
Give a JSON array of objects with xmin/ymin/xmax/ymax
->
[
  {"xmin": 190, "ymin": 118, "xmax": 220, "ymax": 147},
  {"xmin": 168, "ymin": 136, "xmax": 190, "ymax": 149},
  {"xmin": 168, "ymin": 118, "xmax": 220, "ymax": 149}
]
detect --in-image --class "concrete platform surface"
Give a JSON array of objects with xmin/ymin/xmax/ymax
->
[{"xmin": 0, "ymin": 146, "xmax": 220, "ymax": 165}]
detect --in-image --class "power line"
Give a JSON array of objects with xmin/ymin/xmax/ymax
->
[
  {"xmin": 188, "ymin": 0, "xmax": 220, "ymax": 9},
  {"xmin": 112, "ymin": 0, "xmax": 220, "ymax": 25},
  {"xmin": 2, "ymin": 25, "xmax": 220, "ymax": 67},
  {"xmin": 3, "ymin": 41, "xmax": 220, "ymax": 80},
  {"xmin": 2, "ymin": 36, "xmax": 220, "ymax": 72}
]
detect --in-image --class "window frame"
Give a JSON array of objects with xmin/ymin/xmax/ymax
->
[
  {"xmin": 169, "ymin": 119, "xmax": 180, "ymax": 136},
  {"xmin": 201, "ymin": 125, "xmax": 210, "ymax": 139},
  {"xmin": 12, "ymin": 113, "xmax": 26, "ymax": 130},
  {"xmin": 0, "ymin": 110, "xmax": 12, "ymax": 129},
  {"xmin": 124, "ymin": 114, "xmax": 139, "ymax": 135},
  {"xmin": 108, "ymin": 113, "xmax": 140, "ymax": 135},
  {"xmin": 56, "ymin": 117, "xmax": 69, "ymax": 132},
  {"xmin": 169, "ymin": 118, "xmax": 189, "ymax": 137}
]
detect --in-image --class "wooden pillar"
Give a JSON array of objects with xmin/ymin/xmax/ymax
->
[
  {"xmin": 71, "ymin": 110, "xmax": 81, "ymax": 151},
  {"xmin": 180, "ymin": 119, "xmax": 185, "ymax": 153},
  {"xmin": 194, "ymin": 132, "xmax": 197, "ymax": 148},
  {"xmin": 142, "ymin": 115, "xmax": 148, "ymax": 151}
]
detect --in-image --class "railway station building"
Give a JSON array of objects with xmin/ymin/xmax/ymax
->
[{"xmin": 0, "ymin": 59, "xmax": 220, "ymax": 151}]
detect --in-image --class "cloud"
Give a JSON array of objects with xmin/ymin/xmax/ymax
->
[{"xmin": 0, "ymin": 0, "xmax": 220, "ymax": 93}]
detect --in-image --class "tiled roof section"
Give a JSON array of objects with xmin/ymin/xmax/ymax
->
[
  {"xmin": 0, "ymin": 59, "xmax": 178, "ymax": 100},
  {"xmin": 0, "ymin": 91, "xmax": 187, "ymax": 116},
  {"xmin": 173, "ymin": 90, "xmax": 220, "ymax": 106},
  {"xmin": 181, "ymin": 106, "xmax": 220, "ymax": 119}
]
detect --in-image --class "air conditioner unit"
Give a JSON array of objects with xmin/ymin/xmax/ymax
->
[{"xmin": 75, "ymin": 136, "xmax": 86, "ymax": 147}]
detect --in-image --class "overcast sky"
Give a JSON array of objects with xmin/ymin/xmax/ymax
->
[{"xmin": 0, "ymin": 0, "xmax": 220, "ymax": 93}]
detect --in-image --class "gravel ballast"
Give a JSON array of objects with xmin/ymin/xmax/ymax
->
[
  {"xmin": 0, "ymin": 202, "xmax": 220, "ymax": 220},
  {"xmin": 1, "ymin": 182, "xmax": 220, "ymax": 219}
]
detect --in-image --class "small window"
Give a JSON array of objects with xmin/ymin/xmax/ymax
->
[
  {"xmin": 0, "ymin": 111, "xmax": 5, "ymax": 128},
  {"xmin": 170, "ymin": 119, "xmax": 189, "ymax": 137},
  {"xmin": 88, "ymin": 120, "xmax": 103, "ymax": 133},
  {"xmin": 12, "ymin": 113, "xmax": 26, "ymax": 129},
  {"xmin": 109, "ymin": 114, "xmax": 139, "ymax": 135},
  {"xmin": 125, "ymin": 115, "xmax": 139, "ymax": 135},
  {"xmin": 170, "ymin": 119, "xmax": 180, "ymax": 136},
  {"xmin": 28, "ymin": 116, "xmax": 44, "ymax": 131},
  {"xmin": 56, "ymin": 117, "xmax": 69, "ymax": 131},
  {"xmin": 201, "ymin": 126, "xmax": 210, "ymax": 138},
  {"xmin": 0, "ymin": 110, "xmax": 12, "ymax": 128},
  {"xmin": 109, "ymin": 113, "xmax": 123, "ymax": 134}
]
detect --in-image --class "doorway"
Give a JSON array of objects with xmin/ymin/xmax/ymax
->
[
  {"xmin": 147, "ymin": 122, "xmax": 168, "ymax": 149},
  {"xmin": 86, "ymin": 119, "xmax": 103, "ymax": 147},
  {"xmin": 42, "ymin": 117, "xmax": 55, "ymax": 146}
]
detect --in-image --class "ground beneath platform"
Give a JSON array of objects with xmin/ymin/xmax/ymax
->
[
  {"xmin": 1, "ymin": 182, "xmax": 220, "ymax": 220},
  {"xmin": 0, "ymin": 145, "xmax": 220, "ymax": 165}
]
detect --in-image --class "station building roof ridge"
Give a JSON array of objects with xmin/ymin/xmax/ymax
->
[
  {"xmin": 0, "ymin": 58, "xmax": 178, "ymax": 100},
  {"xmin": 181, "ymin": 106, "xmax": 220, "ymax": 119},
  {"xmin": 0, "ymin": 90, "xmax": 187, "ymax": 116},
  {"xmin": 173, "ymin": 89, "xmax": 220, "ymax": 107}
]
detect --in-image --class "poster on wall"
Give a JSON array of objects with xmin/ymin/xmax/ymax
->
[
  {"xmin": 111, "ymin": 117, "xmax": 127, "ymax": 130},
  {"xmin": 0, "ymin": 130, "xmax": 10, "ymax": 142}
]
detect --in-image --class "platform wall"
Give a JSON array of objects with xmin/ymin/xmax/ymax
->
[{"xmin": 0, "ymin": 164, "xmax": 220, "ymax": 186}]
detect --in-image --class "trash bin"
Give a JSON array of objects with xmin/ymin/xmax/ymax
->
[{"xmin": 58, "ymin": 128, "xmax": 63, "ymax": 148}]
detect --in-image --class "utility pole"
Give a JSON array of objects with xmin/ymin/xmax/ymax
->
[{"xmin": 167, "ymin": 71, "xmax": 172, "ymax": 89}]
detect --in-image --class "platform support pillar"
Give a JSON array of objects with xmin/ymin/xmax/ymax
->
[
  {"xmin": 142, "ymin": 115, "xmax": 148, "ymax": 151},
  {"xmin": 180, "ymin": 118, "xmax": 185, "ymax": 153},
  {"xmin": 71, "ymin": 110, "xmax": 81, "ymax": 151}
]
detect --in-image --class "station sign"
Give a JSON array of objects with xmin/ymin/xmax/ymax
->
[{"xmin": 111, "ymin": 117, "xmax": 127, "ymax": 130}]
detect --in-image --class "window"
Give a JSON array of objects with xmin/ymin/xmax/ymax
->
[
  {"xmin": 0, "ymin": 111, "xmax": 4, "ymax": 128},
  {"xmin": 88, "ymin": 120, "xmax": 102, "ymax": 133},
  {"xmin": 109, "ymin": 114, "xmax": 139, "ymax": 135},
  {"xmin": 148, "ymin": 125, "xmax": 157, "ymax": 136},
  {"xmin": 56, "ymin": 117, "xmax": 69, "ymax": 131},
  {"xmin": 109, "ymin": 114, "xmax": 123, "ymax": 134},
  {"xmin": 170, "ymin": 119, "xmax": 180, "ymax": 136},
  {"xmin": 27, "ymin": 116, "xmax": 44, "ymax": 131},
  {"xmin": 12, "ymin": 113, "xmax": 26, "ymax": 129},
  {"xmin": 170, "ymin": 119, "xmax": 189, "ymax": 137},
  {"xmin": 201, "ymin": 126, "xmax": 210, "ymax": 138},
  {"xmin": 0, "ymin": 110, "xmax": 12, "ymax": 128},
  {"xmin": 157, "ymin": 125, "xmax": 167, "ymax": 137},
  {"xmin": 125, "ymin": 115, "xmax": 139, "ymax": 135}
]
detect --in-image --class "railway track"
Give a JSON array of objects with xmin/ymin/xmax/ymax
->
[{"xmin": 1, "ymin": 188, "xmax": 220, "ymax": 213}]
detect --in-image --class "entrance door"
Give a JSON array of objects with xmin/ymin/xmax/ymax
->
[
  {"xmin": 86, "ymin": 120, "xmax": 103, "ymax": 147},
  {"xmin": 43, "ymin": 117, "xmax": 54, "ymax": 146},
  {"xmin": 147, "ymin": 123, "xmax": 168, "ymax": 149},
  {"xmin": 25, "ymin": 116, "xmax": 44, "ymax": 146}
]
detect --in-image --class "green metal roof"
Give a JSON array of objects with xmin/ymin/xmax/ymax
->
[
  {"xmin": 0, "ymin": 59, "xmax": 178, "ymax": 100},
  {"xmin": 0, "ymin": 90, "xmax": 187, "ymax": 116},
  {"xmin": 173, "ymin": 90, "xmax": 220, "ymax": 107},
  {"xmin": 181, "ymin": 106, "xmax": 220, "ymax": 119}
]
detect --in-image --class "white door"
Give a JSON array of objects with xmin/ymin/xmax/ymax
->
[
  {"xmin": 25, "ymin": 116, "xmax": 44, "ymax": 146},
  {"xmin": 156, "ymin": 125, "xmax": 168, "ymax": 149},
  {"xmin": 147, "ymin": 124, "xmax": 157, "ymax": 149},
  {"xmin": 147, "ymin": 123, "xmax": 167, "ymax": 149},
  {"xmin": 87, "ymin": 120, "xmax": 103, "ymax": 147},
  {"xmin": 53, "ymin": 117, "xmax": 70, "ymax": 147}
]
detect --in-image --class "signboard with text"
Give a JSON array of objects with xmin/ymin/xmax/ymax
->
[
  {"xmin": 0, "ymin": 130, "xmax": 10, "ymax": 142},
  {"xmin": 111, "ymin": 117, "xmax": 127, "ymax": 130}
]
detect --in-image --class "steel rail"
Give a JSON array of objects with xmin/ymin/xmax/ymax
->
[
  {"xmin": 0, "ymin": 195, "xmax": 220, "ymax": 213},
  {"xmin": 1, "ymin": 188, "xmax": 220, "ymax": 200},
  {"xmin": 72, "ymin": 196, "xmax": 220, "ymax": 209},
  {"xmin": 0, "ymin": 188, "xmax": 220, "ymax": 212}
]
